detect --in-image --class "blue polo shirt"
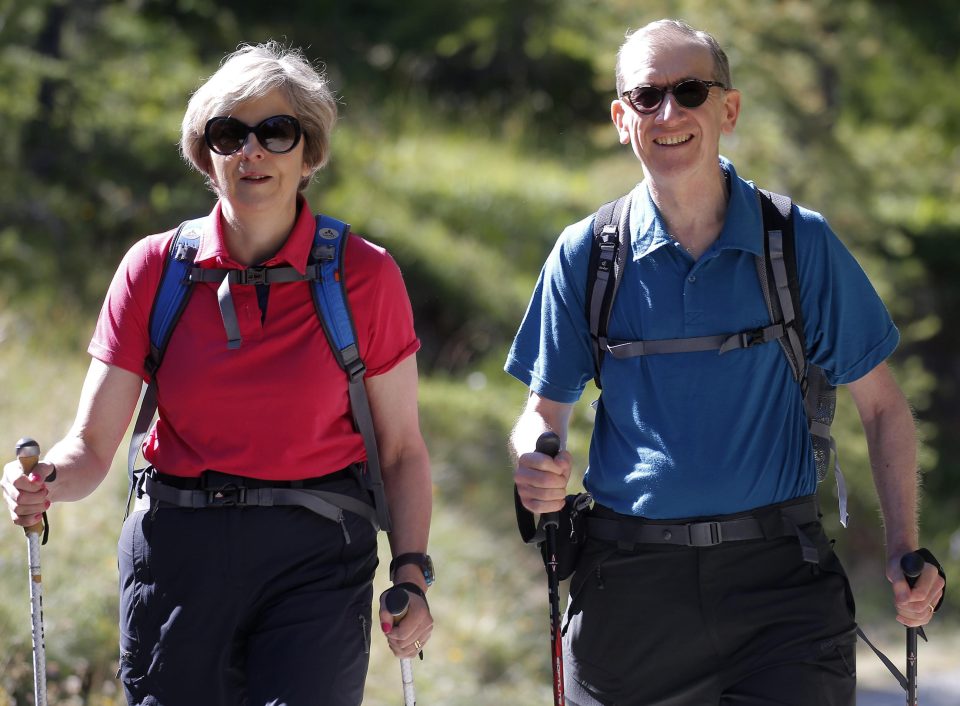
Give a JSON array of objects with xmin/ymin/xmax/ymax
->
[{"xmin": 505, "ymin": 159, "xmax": 899, "ymax": 519}]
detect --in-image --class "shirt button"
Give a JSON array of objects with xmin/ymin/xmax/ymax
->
[{"xmin": 687, "ymin": 275, "xmax": 696, "ymax": 283}]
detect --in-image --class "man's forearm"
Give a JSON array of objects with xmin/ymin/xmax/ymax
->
[{"xmin": 862, "ymin": 396, "xmax": 920, "ymax": 558}]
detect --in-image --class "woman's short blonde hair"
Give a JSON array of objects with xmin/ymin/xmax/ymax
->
[{"xmin": 180, "ymin": 41, "xmax": 337, "ymax": 191}]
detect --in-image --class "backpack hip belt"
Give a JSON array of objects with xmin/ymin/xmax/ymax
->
[{"xmin": 134, "ymin": 470, "xmax": 378, "ymax": 544}]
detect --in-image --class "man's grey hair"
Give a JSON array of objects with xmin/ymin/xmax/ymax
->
[{"xmin": 615, "ymin": 19, "xmax": 732, "ymax": 96}]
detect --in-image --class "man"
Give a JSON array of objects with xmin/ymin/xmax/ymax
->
[{"xmin": 506, "ymin": 19, "xmax": 944, "ymax": 706}]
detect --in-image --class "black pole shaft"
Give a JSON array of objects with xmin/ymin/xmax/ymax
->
[
  {"xmin": 901, "ymin": 551, "xmax": 925, "ymax": 706},
  {"xmin": 536, "ymin": 431, "xmax": 564, "ymax": 706}
]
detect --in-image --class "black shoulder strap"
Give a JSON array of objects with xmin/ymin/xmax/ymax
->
[{"xmin": 586, "ymin": 192, "xmax": 632, "ymax": 388}]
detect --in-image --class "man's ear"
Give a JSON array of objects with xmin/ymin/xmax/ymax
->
[
  {"xmin": 611, "ymin": 99, "xmax": 631, "ymax": 145},
  {"xmin": 721, "ymin": 89, "xmax": 742, "ymax": 135}
]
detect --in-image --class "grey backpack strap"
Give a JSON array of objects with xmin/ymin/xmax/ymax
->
[
  {"xmin": 189, "ymin": 265, "xmax": 320, "ymax": 351},
  {"xmin": 604, "ymin": 323, "xmax": 786, "ymax": 359},
  {"xmin": 589, "ymin": 189, "xmax": 791, "ymax": 365},
  {"xmin": 757, "ymin": 189, "xmax": 847, "ymax": 526},
  {"xmin": 756, "ymin": 190, "xmax": 805, "ymax": 382}
]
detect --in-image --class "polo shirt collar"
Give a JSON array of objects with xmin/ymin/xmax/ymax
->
[
  {"xmin": 628, "ymin": 157, "xmax": 764, "ymax": 260},
  {"xmin": 193, "ymin": 195, "xmax": 317, "ymax": 274}
]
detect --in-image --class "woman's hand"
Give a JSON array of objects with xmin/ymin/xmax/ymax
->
[
  {"xmin": 1, "ymin": 459, "xmax": 55, "ymax": 527},
  {"xmin": 378, "ymin": 586, "xmax": 433, "ymax": 659}
]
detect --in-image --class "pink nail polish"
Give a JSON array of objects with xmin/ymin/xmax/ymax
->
[{"xmin": 382, "ymin": 622, "xmax": 392, "ymax": 634}]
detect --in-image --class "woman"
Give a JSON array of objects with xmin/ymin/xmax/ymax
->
[{"xmin": 2, "ymin": 42, "xmax": 433, "ymax": 705}]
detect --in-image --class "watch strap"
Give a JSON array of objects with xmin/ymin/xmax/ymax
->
[{"xmin": 389, "ymin": 552, "xmax": 433, "ymax": 585}]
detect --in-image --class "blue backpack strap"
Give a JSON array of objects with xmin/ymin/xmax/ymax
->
[
  {"xmin": 309, "ymin": 214, "xmax": 392, "ymax": 532},
  {"xmin": 124, "ymin": 218, "xmax": 204, "ymax": 517}
]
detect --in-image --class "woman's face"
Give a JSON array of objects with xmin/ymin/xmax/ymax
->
[{"xmin": 206, "ymin": 88, "xmax": 312, "ymax": 216}]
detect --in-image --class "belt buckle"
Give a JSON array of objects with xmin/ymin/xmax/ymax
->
[
  {"xmin": 206, "ymin": 483, "xmax": 246, "ymax": 506},
  {"xmin": 688, "ymin": 521, "xmax": 723, "ymax": 547},
  {"xmin": 238, "ymin": 267, "xmax": 267, "ymax": 285}
]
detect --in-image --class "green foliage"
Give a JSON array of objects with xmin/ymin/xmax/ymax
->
[{"xmin": 2, "ymin": 0, "xmax": 959, "ymax": 702}]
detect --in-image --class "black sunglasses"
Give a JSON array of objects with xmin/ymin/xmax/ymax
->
[
  {"xmin": 204, "ymin": 114, "xmax": 303, "ymax": 155},
  {"xmin": 620, "ymin": 79, "xmax": 727, "ymax": 115}
]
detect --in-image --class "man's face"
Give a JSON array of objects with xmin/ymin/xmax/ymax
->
[{"xmin": 612, "ymin": 35, "xmax": 740, "ymax": 187}]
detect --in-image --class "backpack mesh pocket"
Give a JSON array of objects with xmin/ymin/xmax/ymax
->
[{"xmin": 805, "ymin": 366, "xmax": 837, "ymax": 482}]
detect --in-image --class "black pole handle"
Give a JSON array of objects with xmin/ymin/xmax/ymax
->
[
  {"xmin": 535, "ymin": 431, "xmax": 561, "ymax": 459},
  {"xmin": 901, "ymin": 552, "xmax": 924, "ymax": 588},
  {"xmin": 385, "ymin": 585, "xmax": 411, "ymax": 623},
  {"xmin": 536, "ymin": 432, "xmax": 562, "ymax": 530},
  {"xmin": 900, "ymin": 551, "xmax": 924, "ymax": 706}
]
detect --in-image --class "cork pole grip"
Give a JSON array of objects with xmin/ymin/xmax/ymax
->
[{"xmin": 16, "ymin": 438, "xmax": 43, "ymax": 536}]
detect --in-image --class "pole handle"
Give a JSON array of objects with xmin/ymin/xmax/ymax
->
[
  {"xmin": 385, "ymin": 585, "xmax": 417, "ymax": 706},
  {"xmin": 536, "ymin": 432, "xmax": 562, "ymax": 529},
  {"xmin": 535, "ymin": 431, "xmax": 561, "ymax": 459},
  {"xmin": 901, "ymin": 551, "xmax": 924, "ymax": 706},
  {"xmin": 385, "ymin": 584, "xmax": 411, "ymax": 622},
  {"xmin": 16, "ymin": 438, "xmax": 43, "ymax": 536},
  {"xmin": 901, "ymin": 551, "xmax": 924, "ymax": 588}
]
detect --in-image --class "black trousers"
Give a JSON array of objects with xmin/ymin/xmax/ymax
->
[
  {"xmin": 117, "ymin": 475, "xmax": 378, "ymax": 706},
  {"xmin": 563, "ymin": 513, "xmax": 857, "ymax": 706}
]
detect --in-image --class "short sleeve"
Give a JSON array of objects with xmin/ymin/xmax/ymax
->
[
  {"xmin": 347, "ymin": 237, "xmax": 420, "ymax": 377},
  {"xmin": 795, "ymin": 209, "xmax": 899, "ymax": 385},
  {"xmin": 88, "ymin": 233, "xmax": 173, "ymax": 379},
  {"xmin": 504, "ymin": 217, "xmax": 597, "ymax": 402}
]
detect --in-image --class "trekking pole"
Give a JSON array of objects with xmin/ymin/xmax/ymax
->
[
  {"xmin": 901, "ymin": 551, "xmax": 925, "ymax": 706},
  {"xmin": 16, "ymin": 437, "xmax": 48, "ymax": 706},
  {"xmin": 385, "ymin": 585, "xmax": 416, "ymax": 706},
  {"xmin": 535, "ymin": 431, "xmax": 565, "ymax": 706}
]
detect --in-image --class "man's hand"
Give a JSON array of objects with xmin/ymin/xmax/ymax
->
[
  {"xmin": 888, "ymin": 553, "xmax": 945, "ymax": 628},
  {"xmin": 514, "ymin": 446, "xmax": 572, "ymax": 515}
]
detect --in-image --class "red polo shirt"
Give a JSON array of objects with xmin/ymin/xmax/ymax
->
[{"xmin": 89, "ymin": 198, "xmax": 420, "ymax": 480}]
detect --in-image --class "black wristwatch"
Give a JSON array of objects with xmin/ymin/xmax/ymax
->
[{"xmin": 389, "ymin": 552, "xmax": 435, "ymax": 587}]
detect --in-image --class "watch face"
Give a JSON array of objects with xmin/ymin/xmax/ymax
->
[{"xmin": 422, "ymin": 555, "xmax": 435, "ymax": 586}]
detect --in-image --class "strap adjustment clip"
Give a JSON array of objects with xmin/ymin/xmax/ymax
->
[{"xmin": 740, "ymin": 328, "xmax": 766, "ymax": 348}]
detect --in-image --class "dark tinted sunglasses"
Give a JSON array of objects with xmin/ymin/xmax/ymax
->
[
  {"xmin": 204, "ymin": 114, "xmax": 303, "ymax": 155},
  {"xmin": 621, "ymin": 79, "xmax": 727, "ymax": 115}
]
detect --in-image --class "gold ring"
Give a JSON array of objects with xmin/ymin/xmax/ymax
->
[
  {"xmin": 414, "ymin": 640, "xmax": 422, "ymax": 651},
  {"xmin": 928, "ymin": 603, "xmax": 936, "ymax": 614}
]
